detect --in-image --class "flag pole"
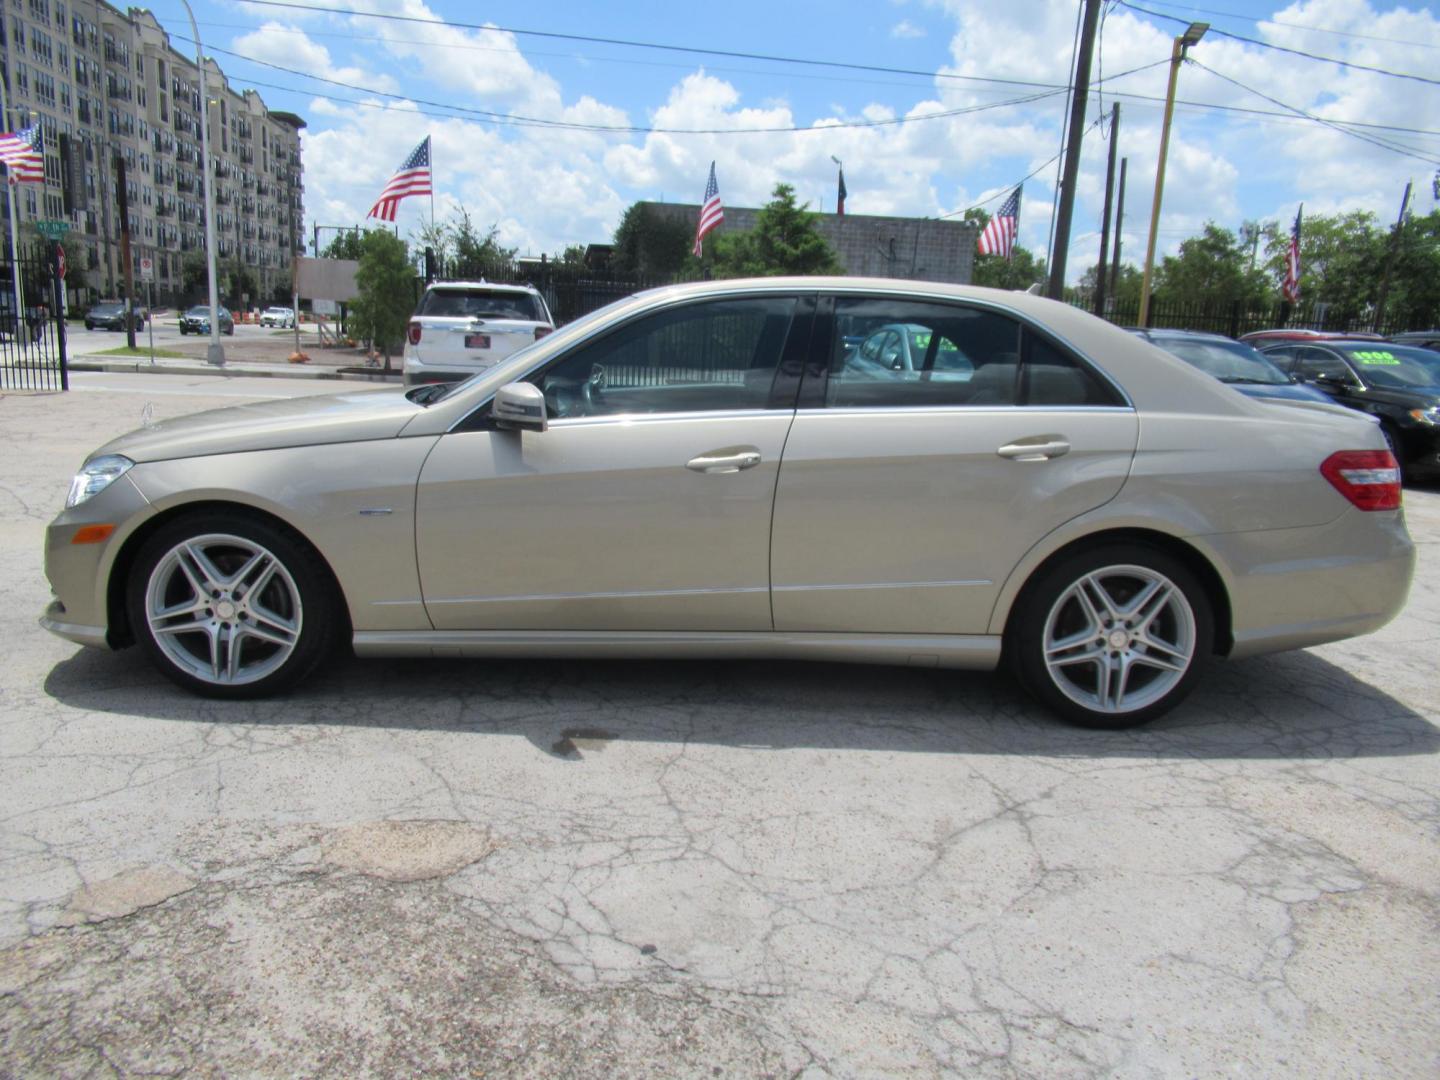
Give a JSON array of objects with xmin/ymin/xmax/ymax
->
[{"xmin": 0, "ymin": 78, "xmax": 27, "ymax": 342}]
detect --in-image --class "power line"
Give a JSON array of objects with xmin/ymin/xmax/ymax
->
[
  {"xmin": 1127, "ymin": 0, "xmax": 1440, "ymax": 51},
  {"xmin": 1120, "ymin": 0, "xmax": 1440, "ymax": 87},
  {"xmin": 1188, "ymin": 59, "xmax": 1440, "ymax": 166},
  {"xmin": 230, "ymin": 0, "xmax": 1101, "ymax": 94},
  {"xmin": 178, "ymin": 33, "xmax": 1080, "ymax": 135},
  {"xmin": 939, "ymin": 114, "xmax": 1108, "ymax": 221}
]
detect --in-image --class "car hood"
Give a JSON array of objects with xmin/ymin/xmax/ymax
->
[{"xmin": 91, "ymin": 386, "xmax": 423, "ymax": 464}]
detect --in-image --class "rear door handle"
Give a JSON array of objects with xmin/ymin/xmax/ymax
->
[
  {"xmin": 687, "ymin": 446, "xmax": 763, "ymax": 474},
  {"xmin": 997, "ymin": 437, "xmax": 1070, "ymax": 462}
]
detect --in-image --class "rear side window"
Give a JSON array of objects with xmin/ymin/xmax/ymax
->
[
  {"xmin": 419, "ymin": 288, "xmax": 545, "ymax": 321},
  {"xmin": 824, "ymin": 297, "xmax": 1118, "ymax": 408}
]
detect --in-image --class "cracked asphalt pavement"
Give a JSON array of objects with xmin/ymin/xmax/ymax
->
[{"xmin": 2, "ymin": 376, "xmax": 1438, "ymax": 1077}]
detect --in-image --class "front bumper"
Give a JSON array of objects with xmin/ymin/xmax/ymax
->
[{"xmin": 39, "ymin": 600, "xmax": 109, "ymax": 649}]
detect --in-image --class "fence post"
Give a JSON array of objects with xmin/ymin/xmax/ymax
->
[
  {"xmin": 1228, "ymin": 299, "xmax": 1240, "ymax": 340},
  {"xmin": 50, "ymin": 240, "xmax": 68, "ymax": 391}
]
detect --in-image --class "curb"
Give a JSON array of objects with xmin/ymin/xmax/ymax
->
[{"xmin": 67, "ymin": 360, "xmax": 403, "ymax": 383}]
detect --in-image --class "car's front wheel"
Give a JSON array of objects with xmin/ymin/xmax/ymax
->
[
  {"xmin": 126, "ymin": 513, "xmax": 340, "ymax": 698},
  {"xmin": 1008, "ymin": 543, "xmax": 1213, "ymax": 728}
]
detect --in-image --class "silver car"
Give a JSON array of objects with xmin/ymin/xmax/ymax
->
[{"xmin": 40, "ymin": 278, "xmax": 1414, "ymax": 727}]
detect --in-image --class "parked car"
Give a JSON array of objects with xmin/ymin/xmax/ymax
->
[
  {"xmin": 259, "ymin": 306, "xmax": 295, "ymax": 328},
  {"xmin": 178, "ymin": 305, "xmax": 235, "ymax": 335},
  {"xmin": 1129, "ymin": 328, "xmax": 1331, "ymax": 404},
  {"xmin": 1256, "ymin": 339, "xmax": 1440, "ymax": 479},
  {"xmin": 403, "ymin": 281, "xmax": 554, "ymax": 387},
  {"xmin": 84, "ymin": 301, "xmax": 146, "ymax": 331},
  {"xmin": 41, "ymin": 278, "xmax": 1413, "ymax": 728},
  {"xmin": 1388, "ymin": 330, "xmax": 1440, "ymax": 352},
  {"xmin": 1239, "ymin": 329, "xmax": 1385, "ymax": 346},
  {"xmin": 843, "ymin": 322, "xmax": 975, "ymax": 383}
]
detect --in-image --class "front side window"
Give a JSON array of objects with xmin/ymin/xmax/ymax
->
[
  {"xmin": 825, "ymin": 297, "xmax": 1117, "ymax": 408},
  {"xmin": 1293, "ymin": 347, "xmax": 1356, "ymax": 384},
  {"xmin": 534, "ymin": 296, "xmax": 797, "ymax": 420}
]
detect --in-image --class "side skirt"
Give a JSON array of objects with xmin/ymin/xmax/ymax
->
[{"xmin": 351, "ymin": 630, "xmax": 1002, "ymax": 670}]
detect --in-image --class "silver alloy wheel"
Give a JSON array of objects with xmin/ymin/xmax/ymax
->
[
  {"xmin": 144, "ymin": 533, "xmax": 303, "ymax": 687},
  {"xmin": 1042, "ymin": 563, "xmax": 1196, "ymax": 715}
]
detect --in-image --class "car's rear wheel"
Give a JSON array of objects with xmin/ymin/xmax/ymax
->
[
  {"xmin": 1009, "ymin": 543, "xmax": 1213, "ymax": 728},
  {"xmin": 126, "ymin": 513, "xmax": 339, "ymax": 698}
]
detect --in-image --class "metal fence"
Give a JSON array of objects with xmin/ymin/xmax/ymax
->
[
  {"xmin": 1081, "ymin": 295, "xmax": 1439, "ymax": 339},
  {"xmin": 0, "ymin": 239, "xmax": 69, "ymax": 392},
  {"xmin": 427, "ymin": 257, "xmax": 666, "ymax": 325}
]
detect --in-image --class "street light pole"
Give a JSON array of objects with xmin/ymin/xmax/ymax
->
[
  {"xmin": 1137, "ymin": 21, "xmax": 1208, "ymax": 328},
  {"xmin": 179, "ymin": 0, "xmax": 224, "ymax": 364}
]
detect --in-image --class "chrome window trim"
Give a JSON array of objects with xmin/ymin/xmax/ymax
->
[
  {"xmin": 791, "ymin": 405, "xmax": 1136, "ymax": 417},
  {"xmin": 445, "ymin": 282, "xmax": 1135, "ymax": 433},
  {"xmin": 545, "ymin": 409, "xmax": 783, "ymax": 430}
]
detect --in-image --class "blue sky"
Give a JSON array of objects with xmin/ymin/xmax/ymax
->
[{"xmin": 149, "ymin": 1, "xmax": 1440, "ymax": 279}]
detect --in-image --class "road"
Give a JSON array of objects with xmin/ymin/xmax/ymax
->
[
  {"xmin": 65, "ymin": 315, "xmax": 320, "ymax": 359},
  {"xmin": 1, "ymin": 373, "xmax": 1437, "ymax": 1078}
]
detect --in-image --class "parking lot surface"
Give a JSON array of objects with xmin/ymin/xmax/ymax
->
[{"xmin": 2, "ymin": 378, "xmax": 1437, "ymax": 1077}]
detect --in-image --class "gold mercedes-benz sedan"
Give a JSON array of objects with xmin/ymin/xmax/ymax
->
[{"xmin": 41, "ymin": 278, "xmax": 1415, "ymax": 727}]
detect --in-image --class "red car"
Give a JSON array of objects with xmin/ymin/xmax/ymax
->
[{"xmin": 1238, "ymin": 329, "xmax": 1386, "ymax": 345}]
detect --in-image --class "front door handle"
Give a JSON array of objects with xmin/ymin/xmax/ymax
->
[
  {"xmin": 997, "ymin": 436, "xmax": 1070, "ymax": 462},
  {"xmin": 686, "ymin": 446, "xmax": 763, "ymax": 474}
]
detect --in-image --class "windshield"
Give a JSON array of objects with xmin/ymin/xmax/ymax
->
[
  {"xmin": 1153, "ymin": 337, "xmax": 1289, "ymax": 385},
  {"xmin": 418, "ymin": 288, "xmax": 543, "ymax": 321},
  {"xmin": 91, "ymin": 304, "xmax": 123, "ymax": 314},
  {"xmin": 1337, "ymin": 345, "xmax": 1440, "ymax": 389}
]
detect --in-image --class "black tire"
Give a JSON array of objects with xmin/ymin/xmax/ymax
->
[
  {"xmin": 1007, "ymin": 542, "xmax": 1214, "ymax": 729},
  {"xmin": 225, "ymin": 325, "xmax": 235, "ymax": 336},
  {"xmin": 125, "ymin": 511, "xmax": 341, "ymax": 699}
]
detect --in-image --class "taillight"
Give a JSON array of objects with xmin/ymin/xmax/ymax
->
[
  {"xmin": 407, "ymin": 321, "xmax": 422, "ymax": 346},
  {"xmin": 1320, "ymin": 450, "xmax": 1402, "ymax": 511},
  {"xmin": 534, "ymin": 326, "xmax": 553, "ymax": 340}
]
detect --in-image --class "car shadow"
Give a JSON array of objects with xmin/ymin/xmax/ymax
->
[{"xmin": 42, "ymin": 646, "xmax": 1439, "ymax": 762}]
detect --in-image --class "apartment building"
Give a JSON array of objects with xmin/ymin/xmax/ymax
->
[{"xmin": 1, "ymin": 0, "xmax": 304, "ymax": 305}]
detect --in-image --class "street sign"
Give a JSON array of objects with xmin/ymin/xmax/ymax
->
[
  {"xmin": 34, "ymin": 219, "xmax": 70, "ymax": 239},
  {"xmin": 57, "ymin": 245, "xmax": 66, "ymax": 280},
  {"xmin": 139, "ymin": 256, "xmax": 154, "ymax": 282}
]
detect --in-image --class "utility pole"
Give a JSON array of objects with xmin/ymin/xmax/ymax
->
[
  {"xmin": 1138, "ymin": 21, "xmax": 1209, "ymax": 327},
  {"xmin": 115, "ymin": 155, "xmax": 137, "ymax": 350},
  {"xmin": 1047, "ymin": 0, "xmax": 1103, "ymax": 300},
  {"xmin": 1094, "ymin": 102, "xmax": 1121, "ymax": 317},
  {"xmin": 1110, "ymin": 157, "xmax": 1127, "ymax": 299},
  {"xmin": 1372, "ymin": 180, "xmax": 1413, "ymax": 333}
]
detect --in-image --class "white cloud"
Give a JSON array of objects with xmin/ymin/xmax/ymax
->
[
  {"xmin": 231, "ymin": 22, "xmax": 399, "ymax": 94},
  {"xmin": 891, "ymin": 20, "xmax": 926, "ymax": 39}
]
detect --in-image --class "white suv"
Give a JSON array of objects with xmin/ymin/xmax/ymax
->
[{"xmin": 404, "ymin": 281, "xmax": 554, "ymax": 387}]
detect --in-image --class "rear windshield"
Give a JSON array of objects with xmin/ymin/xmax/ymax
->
[{"xmin": 419, "ymin": 288, "xmax": 544, "ymax": 321}]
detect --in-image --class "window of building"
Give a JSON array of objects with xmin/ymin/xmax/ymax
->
[{"xmin": 31, "ymin": 26, "xmax": 52, "ymax": 64}]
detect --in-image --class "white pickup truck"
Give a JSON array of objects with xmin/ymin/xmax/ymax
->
[{"xmin": 402, "ymin": 281, "xmax": 555, "ymax": 387}]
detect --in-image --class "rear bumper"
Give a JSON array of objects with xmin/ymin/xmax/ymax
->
[
  {"xmin": 1202, "ymin": 508, "xmax": 1415, "ymax": 660},
  {"xmin": 402, "ymin": 352, "xmax": 501, "ymax": 387}
]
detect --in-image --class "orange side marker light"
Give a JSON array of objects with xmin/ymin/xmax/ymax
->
[{"xmin": 71, "ymin": 524, "xmax": 116, "ymax": 545}]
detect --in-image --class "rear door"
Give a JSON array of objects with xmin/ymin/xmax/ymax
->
[{"xmin": 770, "ymin": 294, "xmax": 1138, "ymax": 635}]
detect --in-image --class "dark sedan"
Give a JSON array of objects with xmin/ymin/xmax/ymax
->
[
  {"xmin": 1130, "ymin": 329, "xmax": 1331, "ymax": 404},
  {"xmin": 178, "ymin": 305, "xmax": 235, "ymax": 336},
  {"xmin": 84, "ymin": 302, "xmax": 146, "ymax": 331},
  {"xmin": 1258, "ymin": 340, "xmax": 1440, "ymax": 479}
]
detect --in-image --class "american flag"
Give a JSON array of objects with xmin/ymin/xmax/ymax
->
[
  {"xmin": 693, "ymin": 161, "xmax": 723, "ymax": 257},
  {"xmin": 1282, "ymin": 204, "xmax": 1302, "ymax": 302},
  {"xmin": 367, "ymin": 136, "xmax": 432, "ymax": 222},
  {"xmin": 977, "ymin": 186, "xmax": 1021, "ymax": 260},
  {"xmin": 0, "ymin": 126, "xmax": 46, "ymax": 184}
]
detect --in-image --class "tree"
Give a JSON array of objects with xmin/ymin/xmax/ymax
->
[
  {"xmin": 553, "ymin": 244, "xmax": 586, "ymax": 267},
  {"xmin": 611, "ymin": 202, "xmax": 693, "ymax": 277},
  {"xmin": 449, "ymin": 208, "xmax": 515, "ymax": 273},
  {"xmin": 962, "ymin": 207, "xmax": 1047, "ymax": 291},
  {"xmin": 1262, "ymin": 210, "xmax": 1385, "ymax": 323},
  {"xmin": 180, "ymin": 250, "xmax": 209, "ymax": 296},
  {"xmin": 1386, "ymin": 209, "xmax": 1440, "ymax": 329},
  {"xmin": 349, "ymin": 229, "xmax": 413, "ymax": 371},
  {"xmin": 321, "ymin": 229, "xmax": 365, "ymax": 260},
  {"xmin": 1153, "ymin": 222, "xmax": 1269, "ymax": 307},
  {"xmin": 707, "ymin": 183, "xmax": 842, "ymax": 278}
]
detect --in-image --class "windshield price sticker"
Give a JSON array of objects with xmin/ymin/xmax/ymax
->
[{"xmin": 1353, "ymin": 350, "xmax": 1399, "ymax": 365}]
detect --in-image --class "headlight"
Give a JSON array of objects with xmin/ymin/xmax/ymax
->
[
  {"xmin": 66, "ymin": 454, "xmax": 134, "ymax": 508},
  {"xmin": 1408, "ymin": 407, "xmax": 1440, "ymax": 426}
]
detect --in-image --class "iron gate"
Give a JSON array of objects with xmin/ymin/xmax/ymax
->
[{"xmin": 0, "ymin": 239, "xmax": 69, "ymax": 391}]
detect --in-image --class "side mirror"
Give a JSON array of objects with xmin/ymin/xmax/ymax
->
[{"xmin": 492, "ymin": 381, "xmax": 547, "ymax": 433}]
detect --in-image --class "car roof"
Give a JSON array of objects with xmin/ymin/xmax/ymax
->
[
  {"xmin": 1129, "ymin": 328, "xmax": 1236, "ymax": 342},
  {"xmin": 426, "ymin": 280, "xmax": 540, "ymax": 294}
]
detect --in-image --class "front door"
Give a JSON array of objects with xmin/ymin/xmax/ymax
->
[
  {"xmin": 415, "ymin": 294, "xmax": 807, "ymax": 631},
  {"xmin": 771, "ymin": 295, "xmax": 1139, "ymax": 634}
]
